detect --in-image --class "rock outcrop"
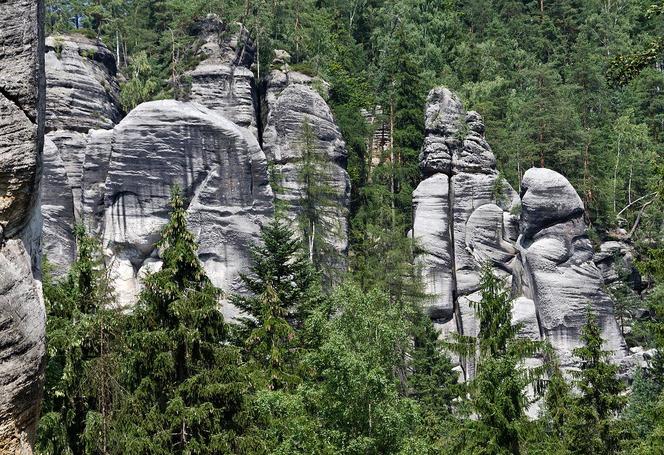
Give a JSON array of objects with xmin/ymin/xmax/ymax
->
[
  {"xmin": 183, "ymin": 16, "xmax": 258, "ymax": 137},
  {"xmin": 262, "ymin": 64, "xmax": 350, "ymax": 276},
  {"xmin": 512, "ymin": 168, "xmax": 626, "ymax": 366},
  {"xmin": 41, "ymin": 21, "xmax": 352, "ymax": 313},
  {"xmin": 0, "ymin": 0, "xmax": 46, "ymax": 452},
  {"xmin": 45, "ymin": 34, "xmax": 121, "ymax": 132},
  {"xmin": 99, "ymin": 100, "xmax": 273, "ymax": 311},
  {"xmin": 413, "ymin": 88, "xmax": 519, "ymax": 357},
  {"xmin": 42, "ymin": 34, "xmax": 122, "ymax": 272},
  {"xmin": 413, "ymin": 87, "xmax": 627, "ymax": 377}
]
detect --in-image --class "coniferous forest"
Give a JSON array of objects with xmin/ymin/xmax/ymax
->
[{"xmin": 12, "ymin": 0, "xmax": 664, "ymax": 454}]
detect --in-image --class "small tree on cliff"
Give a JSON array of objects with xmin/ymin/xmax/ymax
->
[{"xmin": 113, "ymin": 187, "xmax": 246, "ymax": 453}]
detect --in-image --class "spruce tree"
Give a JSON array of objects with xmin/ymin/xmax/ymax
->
[
  {"xmin": 450, "ymin": 266, "xmax": 543, "ymax": 455},
  {"xmin": 409, "ymin": 312, "xmax": 460, "ymax": 419},
  {"xmin": 37, "ymin": 225, "xmax": 120, "ymax": 455},
  {"xmin": 232, "ymin": 219, "xmax": 320, "ymax": 389},
  {"xmin": 566, "ymin": 308, "xmax": 626, "ymax": 455},
  {"xmin": 114, "ymin": 187, "xmax": 246, "ymax": 454}
]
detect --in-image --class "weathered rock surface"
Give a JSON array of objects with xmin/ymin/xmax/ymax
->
[
  {"xmin": 100, "ymin": 100, "xmax": 273, "ymax": 311},
  {"xmin": 41, "ymin": 137, "xmax": 75, "ymax": 267},
  {"xmin": 513, "ymin": 168, "xmax": 627, "ymax": 366},
  {"xmin": 262, "ymin": 67, "xmax": 350, "ymax": 276},
  {"xmin": 414, "ymin": 86, "xmax": 627, "ymax": 377},
  {"xmin": 0, "ymin": 0, "xmax": 45, "ymax": 452},
  {"xmin": 41, "ymin": 24, "xmax": 351, "ymax": 313},
  {"xmin": 41, "ymin": 33, "xmax": 122, "ymax": 271},
  {"xmin": 413, "ymin": 88, "xmax": 518, "ymax": 326},
  {"xmin": 45, "ymin": 34, "xmax": 121, "ymax": 132},
  {"xmin": 0, "ymin": 240, "xmax": 46, "ymax": 454},
  {"xmin": 183, "ymin": 15, "xmax": 258, "ymax": 136}
]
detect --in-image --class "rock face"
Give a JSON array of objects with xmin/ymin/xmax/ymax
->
[
  {"xmin": 183, "ymin": 16, "xmax": 258, "ymax": 137},
  {"xmin": 413, "ymin": 87, "xmax": 626, "ymax": 377},
  {"xmin": 413, "ymin": 88, "xmax": 518, "ymax": 352},
  {"xmin": 99, "ymin": 100, "xmax": 273, "ymax": 311},
  {"xmin": 262, "ymin": 65, "xmax": 350, "ymax": 276},
  {"xmin": 0, "ymin": 0, "xmax": 46, "ymax": 452},
  {"xmin": 41, "ymin": 21, "xmax": 351, "ymax": 312},
  {"xmin": 45, "ymin": 34, "xmax": 121, "ymax": 133},
  {"xmin": 513, "ymin": 168, "xmax": 626, "ymax": 366},
  {"xmin": 42, "ymin": 34, "xmax": 122, "ymax": 272}
]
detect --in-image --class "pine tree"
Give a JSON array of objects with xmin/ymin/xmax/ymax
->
[
  {"xmin": 566, "ymin": 308, "xmax": 626, "ymax": 455},
  {"xmin": 409, "ymin": 311, "xmax": 460, "ymax": 420},
  {"xmin": 114, "ymin": 187, "xmax": 246, "ymax": 453},
  {"xmin": 449, "ymin": 266, "xmax": 543, "ymax": 455}
]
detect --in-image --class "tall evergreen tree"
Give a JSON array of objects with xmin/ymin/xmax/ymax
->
[
  {"xmin": 566, "ymin": 308, "xmax": 626, "ymax": 455},
  {"xmin": 114, "ymin": 187, "xmax": 246, "ymax": 453},
  {"xmin": 449, "ymin": 266, "xmax": 543, "ymax": 455},
  {"xmin": 232, "ymin": 219, "xmax": 320, "ymax": 389}
]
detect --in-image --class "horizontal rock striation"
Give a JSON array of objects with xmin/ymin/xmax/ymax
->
[
  {"xmin": 41, "ymin": 22, "xmax": 351, "ymax": 305},
  {"xmin": 0, "ymin": 0, "xmax": 46, "ymax": 452},
  {"xmin": 45, "ymin": 34, "xmax": 121, "ymax": 132},
  {"xmin": 183, "ymin": 15, "xmax": 258, "ymax": 137},
  {"xmin": 100, "ymin": 100, "xmax": 273, "ymax": 311},
  {"xmin": 512, "ymin": 168, "xmax": 627, "ymax": 367}
]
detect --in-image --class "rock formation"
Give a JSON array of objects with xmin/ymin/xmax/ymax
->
[
  {"xmin": 99, "ymin": 100, "xmax": 273, "ymax": 312},
  {"xmin": 262, "ymin": 61, "xmax": 350, "ymax": 276},
  {"xmin": 512, "ymin": 168, "xmax": 626, "ymax": 367},
  {"xmin": 413, "ymin": 87, "xmax": 627, "ymax": 377},
  {"xmin": 44, "ymin": 34, "xmax": 121, "ymax": 133},
  {"xmin": 0, "ymin": 0, "xmax": 46, "ymax": 452},
  {"xmin": 42, "ymin": 34, "xmax": 122, "ymax": 272},
  {"xmin": 183, "ymin": 15, "xmax": 258, "ymax": 137},
  {"xmin": 413, "ymin": 88, "xmax": 519, "ymax": 348},
  {"xmin": 40, "ymin": 19, "xmax": 350, "ymax": 312}
]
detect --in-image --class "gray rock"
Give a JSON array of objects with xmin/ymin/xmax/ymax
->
[
  {"xmin": 99, "ymin": 100, "xmax": 273, "ymax": 311},
  {"xmin": 414, "ymin": 86, "xmax": 627, "ymax": 379},
  {"xmin": 41, "ymin": 137, "xmax": 76, "ymax": 271},
  {"xmin": 262, "ymin": 74, "xmax": 349, "ymax": 277},
  {"xmin": 520, "ymin": 168, "xmax": 584, "ymax": 238},
  {"xmin": 184, "ymin": 16, "xmax": 258, "ymax": 136},
  {"xmin": 45, "ymin": 34, "xmax": 121, "ymax": 132},
  {"xmin": 412, "ymin": 173, "xmax": 454, "ymax": 320},
  {"xmin": 0, "ymin": 1, "xmax": 45, "ymax": 452},
  {"xmin": 414, "ymin": 87, "xmax": 521, "ymax": 380},
  {"xmin": 515, "ymin": 168, "xmax": 626, "ymax": 367},
  {"xmin": 0, "ymin": 240, "xmax": 46, "ymax": 455}
]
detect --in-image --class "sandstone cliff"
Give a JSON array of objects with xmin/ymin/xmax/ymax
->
[
  {"xmin": 0, "ymin": 0, "xmax": 46, "ymax": 452},
  {"xmin": 413, "ymin": 87, "xmax": 628, "ymax": 377},
  {"xmin": 40, "ymin": 18, "xmax": 350, "ymax": 314}
]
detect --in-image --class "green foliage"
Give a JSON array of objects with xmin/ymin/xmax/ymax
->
[
  {"xmin": 37, "ymin": 225, "xmax": 121, "ymax": 455},
  {"xmin": 296, "ymin": 119, "xmax": 342, "ymax": 270},
  {"xmin": 566, "ymin": 308, "xmax": 626, "ymax": 455},
  {"xmin": 112, "ymin": 187, "xmax": 247, "ymax": 453},
  {"xmin": 448, "ymin": 266, "xmax": 544, "ymax": 455},
  {"xmin": 119, "ymin": 51, "xmax": 160, "ymax": 111},
  {"xmin": 232, "ymin": 219, "xmax": 321, "ymax": 390}
]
